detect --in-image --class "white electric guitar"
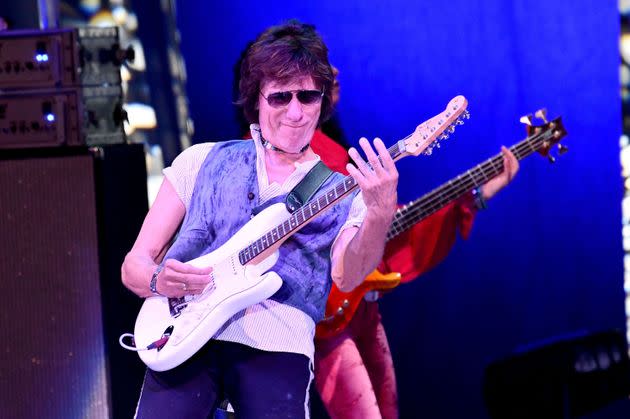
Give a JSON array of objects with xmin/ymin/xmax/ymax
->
[{"xmin": 123, "ymin": 95, "xmax": 469, "ymax": 371}]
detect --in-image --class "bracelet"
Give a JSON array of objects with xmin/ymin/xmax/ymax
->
[
  {"xmin": 149, "ymin": 265, "xmax": 164, "ymax": 296},
  {"xmin": 472, "ymin": 186, "xmax": 487, "ymax": 210}
]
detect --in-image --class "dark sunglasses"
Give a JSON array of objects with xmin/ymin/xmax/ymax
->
[{"xmin": 260, "ymin": 89, "xmax": 324, "ymax": 107}]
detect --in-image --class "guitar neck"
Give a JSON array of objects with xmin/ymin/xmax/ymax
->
[
  {"xmin": 239, "ymin": 142, "xmax": 407, "ymax": 265},
  {"xmin": 388, "ymin": 122, "xmax": 558, "ymax": 240}
]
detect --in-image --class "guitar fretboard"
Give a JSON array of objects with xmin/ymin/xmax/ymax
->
[
  {"xmin": 388, "ymin": 119, "xmax": 563, "ymax": 240},
  {"xmin": 238, "ymin": 142, "xmax": 405, "ymax": 265}
]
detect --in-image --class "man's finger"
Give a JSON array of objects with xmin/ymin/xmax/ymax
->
[
  {"xmin": 359, "ymin": 137, "xmax": 383, "ymax": 176},
  {"xmin": 348, "ymin": 144, "xmax": 372, "ymax": 177},
  {"xmin": 373, "ymin": 138, "xmax": 395, "ymax": 172}
]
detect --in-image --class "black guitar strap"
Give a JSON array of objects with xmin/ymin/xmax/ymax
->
[{"xmin": 285, "ymin": 161, "xmax": 333, "ymax": 213}]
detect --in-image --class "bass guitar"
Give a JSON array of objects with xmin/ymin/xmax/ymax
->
[
  {"xmin": 123, "ymin": 96, "xmax": 469, "ymax": 371},
  {"xmin": 316, "ymin": 109, "xmax": 568, "ymax": 339}
]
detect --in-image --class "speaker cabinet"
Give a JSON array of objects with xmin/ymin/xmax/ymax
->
[{"xmin": 0, "ymin": 144, "xmax": 148, "ymax": 418}]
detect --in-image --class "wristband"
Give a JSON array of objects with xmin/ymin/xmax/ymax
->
[
  {"xmin": 472, "ymin": 186, "xmax": 487, "ymax": 210},
  {"xmin": 149, "ymin": 265, "xmax": 164, "ymax": 296}
]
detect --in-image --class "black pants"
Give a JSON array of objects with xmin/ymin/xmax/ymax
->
[{"xmin": 134, "ymin": 340, "xmax": 313, "ymax": 419}]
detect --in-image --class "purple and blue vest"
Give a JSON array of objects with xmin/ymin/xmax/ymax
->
[{"xmin": 162, "ymin": 140, "xmax": 357, "ymax": 322}]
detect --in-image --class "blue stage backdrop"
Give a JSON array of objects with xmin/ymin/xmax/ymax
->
[{"xmin": 175, "ymin": 1, "xmax": 624, "ymax": 417}]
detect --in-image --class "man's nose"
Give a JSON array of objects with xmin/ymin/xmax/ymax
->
[{"xmin": 285, "ymin": 95, "xmax": 304, "ymax": 120}]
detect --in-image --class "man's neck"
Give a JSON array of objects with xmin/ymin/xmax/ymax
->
[
  {"xmin": 260, "ymin": 137, "xmax": 310, "ymax": 155},
  {"xmin": 264, "ymin": 147, "xmax": 317, "ymax": 185}
]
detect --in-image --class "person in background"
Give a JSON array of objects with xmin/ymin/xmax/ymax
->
[{"xmin": 311, "ymin": 70, "xmax": 519, "ymax": 419}]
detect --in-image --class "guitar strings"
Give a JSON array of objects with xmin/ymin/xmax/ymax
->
[{"xmin": 388, "ymin": 129, "xmax": 553, "ymax": 239}]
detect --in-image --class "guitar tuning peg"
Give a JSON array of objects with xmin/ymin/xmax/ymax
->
[
  {"xmin": 455, "ymin": 118, "xmax": 465, "ymax": 125},
  {"xmin": 519, "ymin": 114, "xmax": 533, "ymax": 125},
  {"xmin": 448, "ymin": 125, "xmax": 456, "ymax": 133},
  {"xmin": 547, "ymin": 154, "xmax": 556, "ymax": 164},
  {"xmin": 535, "ymin": 108, "xmax": 548, "ymax": 123},
  {"xmin": 557, "ymin": 143, "xmax": 568, "ymax": 155}
]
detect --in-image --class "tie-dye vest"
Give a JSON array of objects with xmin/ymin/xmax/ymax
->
[{"xmin": 162, "ymin": 139, "xmax": 357, "ymax": 322}]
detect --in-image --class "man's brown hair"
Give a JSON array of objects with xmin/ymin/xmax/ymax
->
[{"xmin": 237, "ymin": 20, "xmax": 334, "ymax": 124}]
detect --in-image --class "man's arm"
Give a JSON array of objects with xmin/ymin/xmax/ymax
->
[
  {"xmin": 330, "ymin": 137, "xmax": 398, "ymax": 292},
  {"xmin": 380, "ymin": 146, "xmax": 520, "ymax": 282},
  {"xmin": 121, "ymin": 178, "xmax": 211, "ymax": 298}
]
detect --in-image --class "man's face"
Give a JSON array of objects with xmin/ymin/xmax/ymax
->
[{"xmin": 258, "ymin": 76, "xmax": 321, "ymax": 154}]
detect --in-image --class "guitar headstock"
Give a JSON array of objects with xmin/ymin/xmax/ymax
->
[
  {"xmin": 520, "ymin": 108, "xmax": 568, "ymax": 163},
  {"xmin": 397, "ymin": 95, "xmax": 470, "ymax": 160}
]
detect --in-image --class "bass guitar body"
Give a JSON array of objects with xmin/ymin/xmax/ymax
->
[{"xmin": 315, "ymin": 270, "xmax": 401, "ymax": 340}]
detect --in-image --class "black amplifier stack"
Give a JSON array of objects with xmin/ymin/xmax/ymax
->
[
  {"xmin": 0, "ymin": 26, "xmax": 133, "ymax": 149},
  {"xmin": 0, "ymin": 26, "xmax": 147, "ymax": 419}
]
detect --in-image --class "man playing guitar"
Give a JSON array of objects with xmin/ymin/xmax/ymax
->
[{"xmin": 121, "ymin": 20, "xmax": 398, "ymax": 418}]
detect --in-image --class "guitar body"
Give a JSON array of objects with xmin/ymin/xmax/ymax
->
[
  {"xmin": 315, "ymin": 270, "xmax": 401, "ymax": 340},
  {"xmin": 134, "ymin": 203, "xmax": 290, "ymax": 371}
]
